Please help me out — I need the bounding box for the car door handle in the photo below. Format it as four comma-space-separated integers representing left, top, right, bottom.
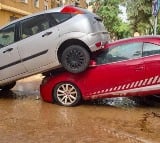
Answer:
42, 32, 52, 37
3, 48, 13, 53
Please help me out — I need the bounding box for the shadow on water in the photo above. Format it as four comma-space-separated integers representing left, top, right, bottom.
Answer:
83, 97, 160, 108
0, 90, 17, 99
0, 90, 40, 100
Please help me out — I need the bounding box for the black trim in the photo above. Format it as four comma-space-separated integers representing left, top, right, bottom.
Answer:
0, 50, 48, 70
0, 60, 21, 70
22, 50, 48, 62
15, 22, 20, 42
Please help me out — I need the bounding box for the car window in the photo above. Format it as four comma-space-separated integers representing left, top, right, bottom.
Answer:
0, 24, 15, 48
49, 13, 72, 23
20, 14, 51, 39
143, 43, 160, 56
96, 42, 143, 65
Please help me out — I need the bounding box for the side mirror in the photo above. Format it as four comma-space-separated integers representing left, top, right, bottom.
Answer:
89, 60, 97, 67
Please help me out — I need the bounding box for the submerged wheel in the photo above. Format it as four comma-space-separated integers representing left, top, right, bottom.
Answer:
0, 82, 16, 91
53, 82, 81, 106
61, 45, 90, 73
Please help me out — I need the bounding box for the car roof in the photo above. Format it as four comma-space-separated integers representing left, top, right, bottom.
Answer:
0, 5, 65, 29
105, 36, 160, 48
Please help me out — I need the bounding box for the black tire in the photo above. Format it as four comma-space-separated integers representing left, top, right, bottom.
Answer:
0, 82, 16, 91
61, 45, 90, 73
53, 82, 81, 107
129, 96, 155, 106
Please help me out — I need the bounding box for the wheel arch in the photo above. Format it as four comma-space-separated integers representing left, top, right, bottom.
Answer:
57, 39, 91, 63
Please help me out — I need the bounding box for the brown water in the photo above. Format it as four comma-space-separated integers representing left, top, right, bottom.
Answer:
0, 75, 160, 143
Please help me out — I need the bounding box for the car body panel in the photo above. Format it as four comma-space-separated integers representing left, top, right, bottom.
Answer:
17, 26, 59, 72
0, 42, 26, 83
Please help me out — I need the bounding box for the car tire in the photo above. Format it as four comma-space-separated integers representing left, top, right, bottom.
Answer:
0, 82, 16, 91
53, 82, 81, 107
61, 45, 90, 73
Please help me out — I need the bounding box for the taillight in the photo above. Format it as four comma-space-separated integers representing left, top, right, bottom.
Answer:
95, 42, 103, 48
61, 6, 84, 14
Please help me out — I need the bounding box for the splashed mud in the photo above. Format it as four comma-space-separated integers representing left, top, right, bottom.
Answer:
0, 75, 160, 143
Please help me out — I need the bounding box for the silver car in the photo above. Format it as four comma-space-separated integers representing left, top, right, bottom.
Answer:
0, 5, 108, 90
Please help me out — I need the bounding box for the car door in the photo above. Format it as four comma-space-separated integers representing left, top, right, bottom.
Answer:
83, 42, 145, 97
17, 13, 59, 72
0, 24, 26, 82
142, 42, 160, 88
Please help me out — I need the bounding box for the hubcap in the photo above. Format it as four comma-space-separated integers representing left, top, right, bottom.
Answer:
66, 49, 85, 69
56, 83, 78, 105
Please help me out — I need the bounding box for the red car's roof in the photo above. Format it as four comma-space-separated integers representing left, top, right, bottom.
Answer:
105, 36, 160, 49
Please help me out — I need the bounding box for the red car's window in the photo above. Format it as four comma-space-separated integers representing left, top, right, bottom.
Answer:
96, 42, 143, 65
143, 43, 160, 56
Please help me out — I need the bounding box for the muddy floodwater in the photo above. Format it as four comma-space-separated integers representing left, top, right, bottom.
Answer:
0, 75, 160, 143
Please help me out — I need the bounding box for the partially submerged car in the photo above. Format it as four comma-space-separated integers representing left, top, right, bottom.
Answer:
40, 36, 160, 106
0, 5, 108, 90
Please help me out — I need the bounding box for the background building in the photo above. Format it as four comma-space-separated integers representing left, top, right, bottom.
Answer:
51, 0, 87, 8
0, 0, 87, 26
0, 0, 51, 26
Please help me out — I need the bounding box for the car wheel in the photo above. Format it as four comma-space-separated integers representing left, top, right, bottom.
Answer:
0, 82, 16, 91
53, 82, 81, 106
61, 45, 90, 73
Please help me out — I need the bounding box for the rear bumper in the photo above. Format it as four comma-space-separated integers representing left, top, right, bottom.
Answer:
87, 31, 110, 51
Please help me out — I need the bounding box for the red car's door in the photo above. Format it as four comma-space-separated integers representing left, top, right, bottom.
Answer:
142, 43, 160, 93
83, 42, 145, 98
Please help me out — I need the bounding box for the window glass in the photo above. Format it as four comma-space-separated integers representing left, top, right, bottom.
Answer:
34, 0, 39, 8
143, 43, 160, 56
20, 14, 50, 39
96, 43, 142, 65
50, 13, 72, 23
0, 24, 15, 48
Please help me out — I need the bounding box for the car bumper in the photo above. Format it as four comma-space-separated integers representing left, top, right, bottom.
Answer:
86, 31, 110, 51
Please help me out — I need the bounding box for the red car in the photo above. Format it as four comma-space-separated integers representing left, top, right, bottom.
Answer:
40, 36, 160, 106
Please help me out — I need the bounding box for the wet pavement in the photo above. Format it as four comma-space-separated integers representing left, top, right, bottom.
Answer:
0, 75, 160, 143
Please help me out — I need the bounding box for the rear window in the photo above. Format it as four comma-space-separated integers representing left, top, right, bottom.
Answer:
143, 43, 160, 56
49, 13, 72, 23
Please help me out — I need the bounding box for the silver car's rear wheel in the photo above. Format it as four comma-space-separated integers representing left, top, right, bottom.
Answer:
53, 82, 81, 106
61, 45, 90, 73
